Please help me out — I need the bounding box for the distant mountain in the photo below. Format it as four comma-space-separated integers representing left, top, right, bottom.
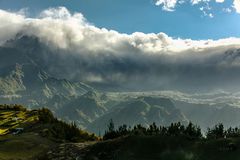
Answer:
3, 35, 240, 135
174, 100, 240, 129
56, 91, 107, 128
0, 36, 94, 108
0, 64, 25, 95
88, 96, 188, 133
0, 36, 111, 132
0, 63, 93, 106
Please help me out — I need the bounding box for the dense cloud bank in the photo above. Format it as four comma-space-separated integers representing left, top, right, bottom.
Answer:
1, 7, 240, 92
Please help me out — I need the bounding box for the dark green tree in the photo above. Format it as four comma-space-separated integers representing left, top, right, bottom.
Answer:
184, 122, 202, 139
225, 127, 240, 138
103, 119, 118, 140
206, 123, 225, 139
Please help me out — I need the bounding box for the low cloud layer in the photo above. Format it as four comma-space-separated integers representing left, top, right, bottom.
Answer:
1, 7, 240, 92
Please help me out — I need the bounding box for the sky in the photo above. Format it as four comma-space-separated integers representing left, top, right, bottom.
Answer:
0, 0, 240, 40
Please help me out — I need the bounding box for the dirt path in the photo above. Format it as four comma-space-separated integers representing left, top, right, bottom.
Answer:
46, 141, 96, 160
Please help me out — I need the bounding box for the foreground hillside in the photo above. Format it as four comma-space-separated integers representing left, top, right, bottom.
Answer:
46, 121, 240, 160
82, 135, 240, 160
0, 105, 97, 160
2, 104, 240, 160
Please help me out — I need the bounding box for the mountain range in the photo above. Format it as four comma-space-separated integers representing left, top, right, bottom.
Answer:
2, 35, 240, 134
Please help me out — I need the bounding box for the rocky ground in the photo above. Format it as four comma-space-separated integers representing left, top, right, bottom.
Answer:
46, 142, 97, 160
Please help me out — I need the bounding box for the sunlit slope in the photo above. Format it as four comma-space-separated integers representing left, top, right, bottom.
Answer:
0, 105, 37, 135
0, 104, 98, 160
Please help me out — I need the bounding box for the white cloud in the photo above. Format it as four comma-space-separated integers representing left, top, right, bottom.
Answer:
209, 13, 214, 18
1, 7, 240, 90
233, 0, 240, 13
155, 0, 178, 11
179, 0, 211, 5
199, 2, 213, 18
155, 0, 240, 15
191, 0, 203, 5
155, 0, 214, 16
215, 0, 224, 3
223, 8, 232, 13
0, 10, 25, 43
0, 7, 239, 54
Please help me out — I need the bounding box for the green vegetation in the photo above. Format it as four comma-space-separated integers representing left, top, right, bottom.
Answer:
81, 121, 240, 160
103, 120, 240, 141
0, 104, 98, 141
206, 123, 240, 139
0, 104, 98, 160
0, 132, 55, 160
85, 134, 240, 160
0, 104, 36, 135
103, 120, 202, 140
37, 108, 98, 142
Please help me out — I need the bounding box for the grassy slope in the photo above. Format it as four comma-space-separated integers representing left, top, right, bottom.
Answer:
0, 132, 55, 160
0, 105, 97, 160
0, 107, 55, 160
0, 109, 37, 135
